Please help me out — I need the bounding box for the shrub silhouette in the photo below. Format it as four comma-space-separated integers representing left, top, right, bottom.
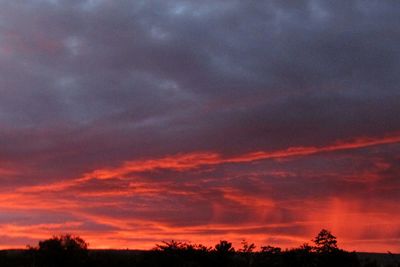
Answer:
214, 240, 235, 254
260, 245, 282, 254
154, 240, 186, 252
33, 234, 88, 267
239, 240, 256, 253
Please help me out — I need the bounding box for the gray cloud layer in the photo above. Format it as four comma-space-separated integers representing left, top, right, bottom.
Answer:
1, 1, 399, 170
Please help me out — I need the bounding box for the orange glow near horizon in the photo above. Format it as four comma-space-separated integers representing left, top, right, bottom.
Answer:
0, 133, 399, 252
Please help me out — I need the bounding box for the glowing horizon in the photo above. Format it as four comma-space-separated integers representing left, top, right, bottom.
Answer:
1, 133, 399, 252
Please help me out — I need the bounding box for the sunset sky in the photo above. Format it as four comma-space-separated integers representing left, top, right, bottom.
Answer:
0, 1, 399, 252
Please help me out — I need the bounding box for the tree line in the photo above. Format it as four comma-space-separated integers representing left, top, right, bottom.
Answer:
0, 229, 398, 267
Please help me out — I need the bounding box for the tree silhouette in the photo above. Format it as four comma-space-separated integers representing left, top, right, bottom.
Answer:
14, 231, 369, 267
313, 229, 338, 253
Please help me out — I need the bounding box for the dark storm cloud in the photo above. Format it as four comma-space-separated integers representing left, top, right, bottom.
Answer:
1, 0, 400, 179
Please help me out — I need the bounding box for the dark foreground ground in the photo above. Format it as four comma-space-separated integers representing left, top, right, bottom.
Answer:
357, 253, 400, 267
0, 249, 399, 267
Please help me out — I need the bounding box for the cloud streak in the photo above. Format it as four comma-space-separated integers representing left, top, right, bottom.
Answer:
84, 133, 400, 179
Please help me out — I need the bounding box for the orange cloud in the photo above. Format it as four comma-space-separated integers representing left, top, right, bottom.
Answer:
2, 133, 399, 252
15, 132, 400, 196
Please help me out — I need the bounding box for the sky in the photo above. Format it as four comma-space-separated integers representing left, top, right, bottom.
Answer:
0, 0, 399, 252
